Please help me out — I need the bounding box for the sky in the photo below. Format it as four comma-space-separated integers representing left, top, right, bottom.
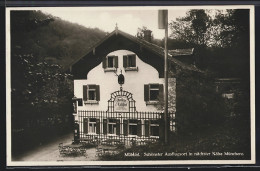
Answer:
41, 7, 189, 39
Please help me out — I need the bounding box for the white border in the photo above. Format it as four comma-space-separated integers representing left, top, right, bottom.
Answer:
6, 5, 255, 166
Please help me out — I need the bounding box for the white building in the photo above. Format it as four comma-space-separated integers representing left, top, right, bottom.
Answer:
68, 28, 198, 145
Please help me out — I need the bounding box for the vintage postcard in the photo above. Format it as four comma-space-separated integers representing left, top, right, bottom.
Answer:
6, 5, 255, 166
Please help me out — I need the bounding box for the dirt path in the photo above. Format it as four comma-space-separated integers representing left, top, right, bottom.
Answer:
15, 133, 99, 161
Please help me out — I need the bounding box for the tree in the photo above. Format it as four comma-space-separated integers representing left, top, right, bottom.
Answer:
11, 10, 74, 131
214, 9, 249, 48
136, 26, 154, 40
169, 10, 213, 69
169, 9, 212, 47
167, 9, 250, 136
173, 69, 228, 136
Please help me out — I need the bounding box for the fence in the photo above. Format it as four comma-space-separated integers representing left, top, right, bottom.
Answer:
77, 110, 175, 146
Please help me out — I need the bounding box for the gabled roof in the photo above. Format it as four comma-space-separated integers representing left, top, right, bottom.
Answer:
66, 29, 201, 73
115, 30, 200, 72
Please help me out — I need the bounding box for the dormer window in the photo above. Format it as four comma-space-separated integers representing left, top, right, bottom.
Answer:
123, 54, 138, 71
107, 56, 114, 68
103, 55, 118, 72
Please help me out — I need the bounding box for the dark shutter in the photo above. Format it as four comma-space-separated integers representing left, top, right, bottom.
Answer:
137, 120, 142, 137
103, 119, 107, 135
145, 120, 150, 137
96, 85, 100, 101
114, 56, 118, 68
83, 118, 88, 133
116, 119, 120, 135
96, 119, 100, 134
102, 57, 107, 68
83, 85, 88, 101
159, 84, 164, 99
123, 120, 128, 136
123, 55, 127, 68
144, 84, 149, 101
159, 117, 165, 142
78, 99, 83, 106
132, 55, 136, 67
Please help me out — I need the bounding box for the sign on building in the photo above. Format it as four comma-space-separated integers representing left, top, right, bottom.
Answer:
114, 96, 129, 112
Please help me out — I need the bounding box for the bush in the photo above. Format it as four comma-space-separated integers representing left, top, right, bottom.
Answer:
174, 69, 228, 136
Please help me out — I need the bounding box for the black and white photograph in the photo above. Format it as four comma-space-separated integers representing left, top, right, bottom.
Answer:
6, 6, 255, 166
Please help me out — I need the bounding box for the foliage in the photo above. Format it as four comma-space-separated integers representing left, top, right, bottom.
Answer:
214, 9, 250, 48
11, 53, 74, 128
164, 9, 250, 150
99, 113, 250, 161
173, 69, 228, 136
10, 10, 106, 156
11, 10, 107, 68
169, 9, 212, 46
136, 26, 153, 39
11, 10, 107, 128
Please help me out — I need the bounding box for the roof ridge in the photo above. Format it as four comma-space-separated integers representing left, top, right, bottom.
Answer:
64, 29, 202, 73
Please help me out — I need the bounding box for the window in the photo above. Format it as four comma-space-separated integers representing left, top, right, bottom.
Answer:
123, 54, 138, 71
102, 56, 118, 70
123, 119, 141, 136
89, 118, 97, 133
88, 89, 96, 100
84, 118, 100, 134
108, 119, 117, 134
127, 55, 136, 67
83, 85, 100, 103
144, 84, 163, 103
129, 119, 138, 135
104, 119, 120, 135
107, 56, 115, 68
150, 120, 159, 136
149, 84, 160, 101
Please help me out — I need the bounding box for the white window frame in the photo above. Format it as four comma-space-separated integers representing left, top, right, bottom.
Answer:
104, 56, 117, 72
108, 119, 117, 135
124, 54, 138, 71
89, 119, 97, 134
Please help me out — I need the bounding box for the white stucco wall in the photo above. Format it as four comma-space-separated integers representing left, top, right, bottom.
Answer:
74, 49, 175, 113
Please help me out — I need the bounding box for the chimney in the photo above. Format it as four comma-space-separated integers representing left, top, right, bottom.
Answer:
143, 30, 152, 42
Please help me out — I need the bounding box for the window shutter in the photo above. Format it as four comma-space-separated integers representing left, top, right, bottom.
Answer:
83, 85, 88, 101
96, 85, 100, 101
145, 120, 150, 137
132, 55, 136, 67
102, 57, 107, 68
103, 119, 107, 135
114, 56, 118, 68
144, 84, 149, 101
83, 118, 88, 133
123, 55, 127, 68
137, 120, 142, 137
116, 119, 120, 135
78, 99, 83, 106
159, 118, 165, 141
159, 84, 164, 99
96, 119, 100, 134
123, 120, 128, 136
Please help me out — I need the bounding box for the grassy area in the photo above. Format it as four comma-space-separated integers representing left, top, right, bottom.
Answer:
100, 115, 251, 161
